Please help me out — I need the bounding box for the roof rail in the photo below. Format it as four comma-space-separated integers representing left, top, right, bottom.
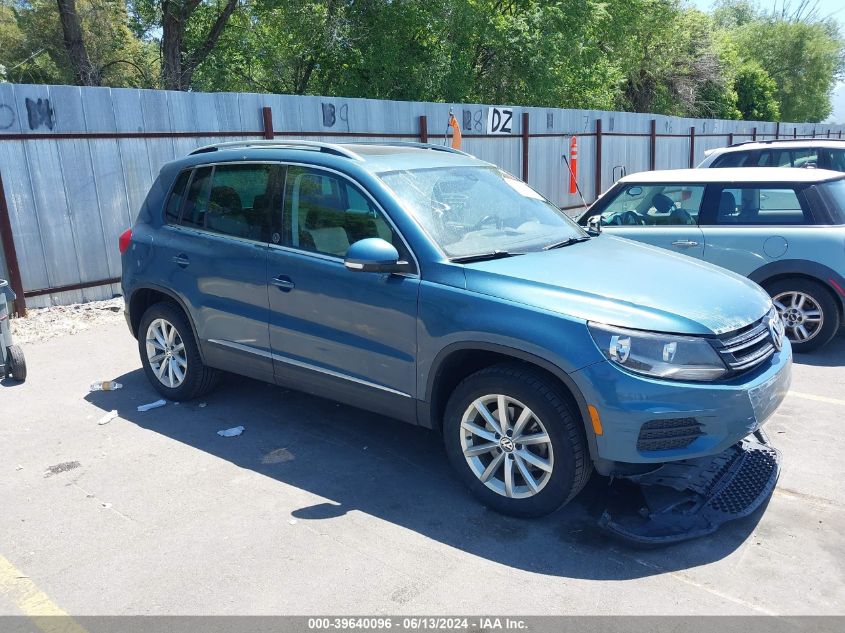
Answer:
353, 141, 472, 157
189, 139, 364, 161
727, 137, 845, 148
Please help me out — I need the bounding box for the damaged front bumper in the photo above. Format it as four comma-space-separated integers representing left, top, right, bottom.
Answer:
599, 429, 780, 545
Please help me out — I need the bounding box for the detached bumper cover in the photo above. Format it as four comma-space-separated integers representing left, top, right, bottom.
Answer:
599, 430, 780, 545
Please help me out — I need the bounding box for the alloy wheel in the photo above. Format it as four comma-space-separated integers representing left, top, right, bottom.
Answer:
145, 318, 188, 388
459, 394, 555, 499
772, 291, 824, 344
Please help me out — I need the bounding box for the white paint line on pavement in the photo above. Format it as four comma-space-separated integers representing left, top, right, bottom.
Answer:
788, 391, 845, 406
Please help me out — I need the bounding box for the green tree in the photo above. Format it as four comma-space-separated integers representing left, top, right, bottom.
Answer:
734, 61, 780, 120
1, 0, 155, 86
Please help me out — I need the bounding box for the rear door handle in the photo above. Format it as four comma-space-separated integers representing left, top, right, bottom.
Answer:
672, 240, 699, 248
271, 275, 295, 291
172, 253, 190, 267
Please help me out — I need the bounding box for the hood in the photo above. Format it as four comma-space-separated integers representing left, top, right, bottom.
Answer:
462, 235, 772, 335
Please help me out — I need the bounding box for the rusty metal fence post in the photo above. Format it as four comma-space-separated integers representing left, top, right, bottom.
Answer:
689, 126, 696, 168
419, 115, 428, 143
0, 170, 26, 315
262, 107, 274, 139
521, 112, 529, 182
649, 120, 657, 171
594, 119, 603, 200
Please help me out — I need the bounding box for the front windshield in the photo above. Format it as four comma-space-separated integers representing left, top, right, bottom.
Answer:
378, 166, 586, 258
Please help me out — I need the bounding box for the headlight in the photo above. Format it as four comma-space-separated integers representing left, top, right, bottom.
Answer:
588, 323, 728, 381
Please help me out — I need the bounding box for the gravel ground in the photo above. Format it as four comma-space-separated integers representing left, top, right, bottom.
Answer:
9, 298, 125, 345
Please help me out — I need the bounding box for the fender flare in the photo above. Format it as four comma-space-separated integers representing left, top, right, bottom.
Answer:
424, 341, 599, 461
749, 259, 845, 313
127, 283, 207, 364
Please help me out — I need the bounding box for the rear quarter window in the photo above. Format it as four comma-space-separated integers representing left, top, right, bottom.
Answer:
164, 171, 191, 224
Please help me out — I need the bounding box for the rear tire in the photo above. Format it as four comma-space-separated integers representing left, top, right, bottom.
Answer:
7, 345, 26, 381
442, 363, 592, 517
138, 302, 218, 401
765, 278, 840, 353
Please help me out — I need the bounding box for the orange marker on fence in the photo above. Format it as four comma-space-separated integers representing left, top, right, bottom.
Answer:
569, 136, 578, 194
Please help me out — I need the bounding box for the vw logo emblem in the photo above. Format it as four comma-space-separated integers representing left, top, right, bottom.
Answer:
499, 436, 516, 453
769, 315, 785, 352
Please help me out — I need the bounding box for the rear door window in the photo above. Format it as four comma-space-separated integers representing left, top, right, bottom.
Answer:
204, 164, 277, 241
706, 186, 810, 225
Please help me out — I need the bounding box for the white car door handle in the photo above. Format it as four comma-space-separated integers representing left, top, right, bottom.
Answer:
672, 240, 699, 248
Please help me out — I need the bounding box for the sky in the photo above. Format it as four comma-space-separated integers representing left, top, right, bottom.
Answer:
691, 1, 845, 122
690, 0, 845, 21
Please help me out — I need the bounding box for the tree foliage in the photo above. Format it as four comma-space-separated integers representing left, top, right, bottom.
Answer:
1, 0, 843, 122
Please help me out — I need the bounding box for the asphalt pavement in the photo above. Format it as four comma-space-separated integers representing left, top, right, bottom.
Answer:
1, 323, 843, 615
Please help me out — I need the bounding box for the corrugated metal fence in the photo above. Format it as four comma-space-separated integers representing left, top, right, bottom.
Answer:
1, 82, 844, 311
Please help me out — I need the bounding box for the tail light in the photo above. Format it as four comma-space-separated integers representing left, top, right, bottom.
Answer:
119, 228, 132, 254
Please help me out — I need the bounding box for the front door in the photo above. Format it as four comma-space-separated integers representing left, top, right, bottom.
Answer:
266, 165, 420, 422
595, 183, 707, 258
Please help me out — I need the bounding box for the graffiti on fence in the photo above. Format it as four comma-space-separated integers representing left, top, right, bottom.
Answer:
321, 102, 350, 131
25, 98, 54, 131
462, 108, 483, 133
0, 104, 14, 130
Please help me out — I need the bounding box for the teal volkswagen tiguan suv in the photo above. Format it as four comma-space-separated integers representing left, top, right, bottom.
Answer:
120, 141, 791, 543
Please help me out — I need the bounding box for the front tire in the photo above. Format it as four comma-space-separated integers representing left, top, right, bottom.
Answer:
138, 302, 218, 401
443, 363, 592, 517
766, 278, 840, 353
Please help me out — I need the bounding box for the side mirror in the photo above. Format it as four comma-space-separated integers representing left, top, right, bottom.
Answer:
345, 238, 405, 273
587, 214, 603, 235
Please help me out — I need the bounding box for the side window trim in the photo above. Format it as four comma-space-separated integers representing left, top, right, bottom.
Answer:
276, 162, 419, 275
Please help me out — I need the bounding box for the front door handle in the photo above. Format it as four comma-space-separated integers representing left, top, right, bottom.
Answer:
271, 275, 295, 291
672, 240, 699, 248
172, 253, 190, 267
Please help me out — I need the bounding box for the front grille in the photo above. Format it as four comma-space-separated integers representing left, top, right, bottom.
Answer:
713, 317, 776, 374
637, 417, 704, 451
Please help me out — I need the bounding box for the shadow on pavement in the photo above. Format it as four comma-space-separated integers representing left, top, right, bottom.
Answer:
791, 330, 845, 368
86, 367, 767, 581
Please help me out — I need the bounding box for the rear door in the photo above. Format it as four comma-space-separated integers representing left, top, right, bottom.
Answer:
159, 162, 282, 382
697, 183, 812, 276
591, 183, 706, 258
265, 164, 420, 421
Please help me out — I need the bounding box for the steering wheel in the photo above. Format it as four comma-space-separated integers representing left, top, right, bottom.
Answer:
472, 214, 504, 231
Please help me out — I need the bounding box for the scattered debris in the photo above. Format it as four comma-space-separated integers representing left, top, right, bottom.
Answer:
101, 502, 112, 509
15, 465, 23, 471
288, 519, 297, 525
90, 381, 123, 392
44, 461, 81, 478
97, 410, 119, 425
198, 402, 207, 408
217, 426, 244, 437
10, 297, 125, 344
137, 399, 167, 412
262, 448, 295, 464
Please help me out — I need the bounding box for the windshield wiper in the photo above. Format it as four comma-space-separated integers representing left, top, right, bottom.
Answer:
450, 250, 524, 263
542, 236, 591, 251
